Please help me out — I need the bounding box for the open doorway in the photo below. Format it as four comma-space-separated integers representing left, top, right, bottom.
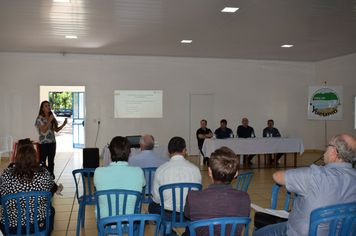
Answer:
40, 86, 85, 152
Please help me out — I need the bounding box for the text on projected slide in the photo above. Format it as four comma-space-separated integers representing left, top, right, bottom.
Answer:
114, 90, 163, 118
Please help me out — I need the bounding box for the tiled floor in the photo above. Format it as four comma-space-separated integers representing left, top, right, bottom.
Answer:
0, 150, 327, 236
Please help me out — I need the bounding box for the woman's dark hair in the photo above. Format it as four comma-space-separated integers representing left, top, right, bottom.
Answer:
109, 136, 131, 162
38, 100, 58, 130
13, 145, 43, 182
17, 139, 33, 150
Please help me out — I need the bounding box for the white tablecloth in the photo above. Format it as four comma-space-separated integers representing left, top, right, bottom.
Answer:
101, 146, 170, 167
202, 137, 304, 157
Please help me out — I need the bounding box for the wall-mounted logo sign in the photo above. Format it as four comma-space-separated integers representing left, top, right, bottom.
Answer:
308, 86, 343, 120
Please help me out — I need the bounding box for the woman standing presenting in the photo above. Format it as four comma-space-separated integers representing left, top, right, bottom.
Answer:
35, 101, 67, 177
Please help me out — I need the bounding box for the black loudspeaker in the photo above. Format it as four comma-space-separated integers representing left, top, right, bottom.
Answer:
83, 148, 99, 169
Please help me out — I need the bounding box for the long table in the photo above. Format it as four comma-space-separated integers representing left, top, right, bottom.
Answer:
101, 146, 170, 167
202, 137, 304, 168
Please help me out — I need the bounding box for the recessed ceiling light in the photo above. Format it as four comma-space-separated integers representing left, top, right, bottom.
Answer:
281, 45, 293, 48
221, 7, 239, 13
181, 40, 192, 44
65, 35, 78, 39
54, 0, 70, 2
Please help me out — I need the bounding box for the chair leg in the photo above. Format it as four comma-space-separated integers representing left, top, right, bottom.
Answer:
81, 204, 86, 228
77, 203, 83, 236
160, 223, 166, 236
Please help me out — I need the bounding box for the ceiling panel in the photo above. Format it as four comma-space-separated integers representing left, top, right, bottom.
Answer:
0, 0, 356, 61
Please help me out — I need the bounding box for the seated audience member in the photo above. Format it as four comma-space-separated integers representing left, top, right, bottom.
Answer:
13, 139, 64, 193
128, 134, 166, 168
196, 119, 213, 165
185, 146, 251, 236
0, 145, 61, 235
237, 118, 255, 164
253, 134, 356, 236
94, 136, 145, 218
129, 134, 166, 194
262, 119, 285, 164
149, 136, 202, 236
214, 119, 233, 139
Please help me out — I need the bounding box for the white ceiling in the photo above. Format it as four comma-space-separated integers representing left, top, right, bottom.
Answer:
1, 0, 356, 61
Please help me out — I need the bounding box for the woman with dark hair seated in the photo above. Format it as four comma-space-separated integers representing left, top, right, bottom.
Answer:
12, 138, 64, 194
0, 145, 60, 235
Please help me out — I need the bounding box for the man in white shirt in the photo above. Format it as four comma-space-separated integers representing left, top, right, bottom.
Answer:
148, 136, 202, 235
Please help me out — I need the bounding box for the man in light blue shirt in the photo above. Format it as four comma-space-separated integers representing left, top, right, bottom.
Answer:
129, 134, 167, 194
128, 134, 167, 168
253, 134, 356, 236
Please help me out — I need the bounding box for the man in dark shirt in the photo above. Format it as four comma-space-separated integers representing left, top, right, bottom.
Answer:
237, 118, 255, 164
184, 147, 250, 236
263, 119, 284, 163
214, 119, 233, 139
196, 119, 213, 165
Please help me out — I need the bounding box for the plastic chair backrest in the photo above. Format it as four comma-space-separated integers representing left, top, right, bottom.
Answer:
189, 217, 252, 236
94, 189, 142, 219
1, 191, 52, 236
72, 168, 96, 205
270, 184, 297, 212
98, 214, 161, 236
94, 189, 142, 235
141, 167, 157, 203
235, 172, 254, 192
159, 183, 203, 228
0, 134, 13, 157
309, 202, 356, 236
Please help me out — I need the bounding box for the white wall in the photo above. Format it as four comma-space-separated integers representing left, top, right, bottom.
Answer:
0, 52, 315, 152
314, 53, 356, 149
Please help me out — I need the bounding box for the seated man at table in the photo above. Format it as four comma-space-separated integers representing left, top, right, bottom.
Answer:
184, 146, 251, 236
263, 119, 285, 164
94, 136, 146, 218
237, 118, 255, 164
214, 119, 233, 139
149, 136, 202, 236
196, 119, 213, 165
253, 133, 356, 236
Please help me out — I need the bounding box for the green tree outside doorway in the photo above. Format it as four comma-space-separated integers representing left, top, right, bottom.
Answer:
49, 92, 73, 111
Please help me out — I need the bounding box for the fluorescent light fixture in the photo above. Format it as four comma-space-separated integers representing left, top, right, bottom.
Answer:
281, 45, 293, 48
181, 40, 192, 44
65, 35, 78, 39
54, 0, 70, 2
221, 7, 239, 13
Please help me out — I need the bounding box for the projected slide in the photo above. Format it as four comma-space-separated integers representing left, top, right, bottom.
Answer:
115, 90, 163, 118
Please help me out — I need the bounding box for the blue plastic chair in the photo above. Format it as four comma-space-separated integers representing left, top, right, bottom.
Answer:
1, 191, 52, 236
94, 189, 142, 235
309, 202, 356, 236
141, 167, 157, 203
254, 184, 297, 231
270, 183, 297, 211
234, 171, 254, 192
72, 168, 96, 236
159, 183, 203, 236
98, 213, 161, 236
189, 217, 252, 236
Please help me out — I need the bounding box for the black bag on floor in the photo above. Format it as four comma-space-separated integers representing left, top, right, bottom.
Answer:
254, 212, 288, 229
